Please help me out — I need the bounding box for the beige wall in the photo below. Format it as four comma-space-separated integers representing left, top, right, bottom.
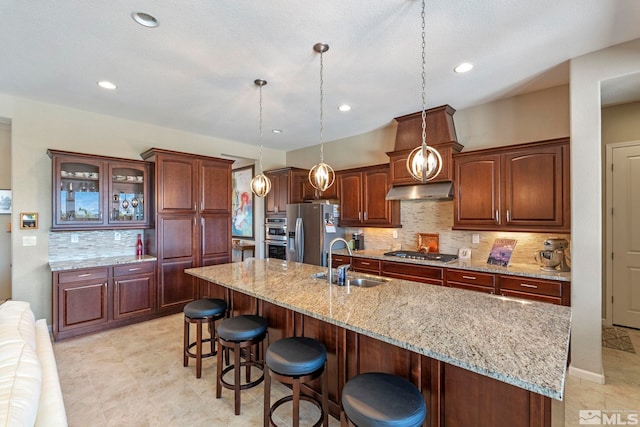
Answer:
1, 94, 286, 321
0, 122, 11, 300
570, 37, 640, 383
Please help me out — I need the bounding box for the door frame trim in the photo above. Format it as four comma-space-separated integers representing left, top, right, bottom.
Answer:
604, 139, 640, 326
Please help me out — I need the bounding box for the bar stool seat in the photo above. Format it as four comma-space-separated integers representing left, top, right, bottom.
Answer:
216, 314, 268, 415
264, 336, 328, 427
341, 372, 426, 427
183, 298, 227, 378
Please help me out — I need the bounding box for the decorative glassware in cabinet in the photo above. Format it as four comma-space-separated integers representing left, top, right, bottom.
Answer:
59, 162, 102, 223
110, 167, 145, 223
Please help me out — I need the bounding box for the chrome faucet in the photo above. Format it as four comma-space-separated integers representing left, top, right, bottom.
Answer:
327, 237, 353, 284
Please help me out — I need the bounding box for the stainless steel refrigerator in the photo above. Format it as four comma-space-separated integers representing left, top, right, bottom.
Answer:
286, 203, 345, 266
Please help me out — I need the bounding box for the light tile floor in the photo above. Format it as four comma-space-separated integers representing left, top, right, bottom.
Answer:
53, 315, 640, 427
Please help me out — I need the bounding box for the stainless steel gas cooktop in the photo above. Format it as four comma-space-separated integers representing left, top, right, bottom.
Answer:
383, 250, 459, 263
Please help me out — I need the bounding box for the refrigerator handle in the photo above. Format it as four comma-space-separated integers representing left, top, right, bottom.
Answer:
295, 217, 304, 262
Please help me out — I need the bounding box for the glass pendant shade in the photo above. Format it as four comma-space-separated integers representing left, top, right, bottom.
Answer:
406, 142, 443, 183
308, 162, 335, 192
251, 173, 271, 198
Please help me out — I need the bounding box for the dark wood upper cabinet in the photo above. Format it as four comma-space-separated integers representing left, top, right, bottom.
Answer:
48, 149, 151, 230
336, 164, 400, 228
453, 138, 570, 232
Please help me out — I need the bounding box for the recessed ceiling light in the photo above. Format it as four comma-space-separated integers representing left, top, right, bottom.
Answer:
272, 129, 283, 134
454, 62, 473, 73
131, 12, 159, 28
97, 81, 117, 90
338, 104, 351, 112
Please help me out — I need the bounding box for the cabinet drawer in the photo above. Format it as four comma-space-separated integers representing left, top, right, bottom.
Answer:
57, 267, 109, 284
446, 269, 495, 287
331, 255, 352, 268
352, 257, 381, 273
381, 261, 443, 285
113, 262, 156, 277
499, 276, 561, 297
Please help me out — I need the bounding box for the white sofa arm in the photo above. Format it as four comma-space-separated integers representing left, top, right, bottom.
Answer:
34, 320, 67, 427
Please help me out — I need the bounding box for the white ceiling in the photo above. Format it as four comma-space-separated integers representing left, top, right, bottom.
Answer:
1, 1, 640, 151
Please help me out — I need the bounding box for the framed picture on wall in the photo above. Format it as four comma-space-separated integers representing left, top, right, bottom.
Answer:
231, 166, 254, 239
0, 190, 11, 214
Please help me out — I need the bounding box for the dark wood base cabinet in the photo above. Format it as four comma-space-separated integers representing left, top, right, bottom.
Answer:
216, 285, 553, 427
53, 262, 156, 340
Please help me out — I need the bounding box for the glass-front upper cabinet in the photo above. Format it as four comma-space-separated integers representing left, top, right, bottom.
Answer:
107, 162, 149, 226
48, 150, 151, 230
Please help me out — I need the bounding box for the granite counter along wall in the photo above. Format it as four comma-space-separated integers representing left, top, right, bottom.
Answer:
48, 229, 146, 262
344, 200, 571, 266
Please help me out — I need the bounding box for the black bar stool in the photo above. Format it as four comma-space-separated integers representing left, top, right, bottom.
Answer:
264, 336, 328, 427
183, 298, 227, 378
341, 372, 426, 427
216, 314, 268, 415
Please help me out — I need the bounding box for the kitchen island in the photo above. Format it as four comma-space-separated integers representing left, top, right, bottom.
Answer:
186, 259, 571, 426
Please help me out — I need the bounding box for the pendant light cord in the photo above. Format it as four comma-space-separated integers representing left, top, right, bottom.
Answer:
319, 48, 325, 163
421, 0, 427, 147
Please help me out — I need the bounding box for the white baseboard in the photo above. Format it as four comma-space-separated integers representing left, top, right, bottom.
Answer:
568, 364, 605, 384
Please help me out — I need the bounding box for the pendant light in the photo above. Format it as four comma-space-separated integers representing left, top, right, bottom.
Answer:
406, 0, 443, 183
250, 79, 272, 198
308, 43, 335, 192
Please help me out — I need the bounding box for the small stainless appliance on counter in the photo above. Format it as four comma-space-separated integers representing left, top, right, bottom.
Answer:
264, 217, 287, 260
286, 203, 345, 266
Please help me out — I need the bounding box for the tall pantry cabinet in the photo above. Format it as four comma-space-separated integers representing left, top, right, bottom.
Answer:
141, 148, 233, 313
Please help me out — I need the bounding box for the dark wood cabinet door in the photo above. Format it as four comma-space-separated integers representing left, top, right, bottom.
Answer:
157, 155, 197, 213
113, 273, 155, 320
200, 214, 231, 265
362, 166, 392, 225
200, 159, 231, 214
337, 171, 362, 225
57, 280, 109, 332
503, 145, 564, 228
454, 153, 501, 227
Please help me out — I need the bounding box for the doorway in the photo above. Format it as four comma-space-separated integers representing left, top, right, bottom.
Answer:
606, 140, 640, 329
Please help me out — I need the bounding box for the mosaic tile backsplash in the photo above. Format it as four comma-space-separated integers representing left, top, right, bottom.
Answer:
344, 200, 570, 266
48, 229, 146, 262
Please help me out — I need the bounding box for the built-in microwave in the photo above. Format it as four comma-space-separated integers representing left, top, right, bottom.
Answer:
265, 217, 287, 241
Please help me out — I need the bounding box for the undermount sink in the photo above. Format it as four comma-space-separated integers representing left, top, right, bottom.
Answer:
310, 272, 390, 288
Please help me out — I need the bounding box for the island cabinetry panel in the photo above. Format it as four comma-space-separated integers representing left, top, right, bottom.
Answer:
141, 148, 233, 313
445, 269, 496, 294
381, 260, 443, 286
336, 164, 400, 228
48, 150, 151, 230
499, 275, 569, 306
264, 167, 309, 216
453, 138, 570, 232
53, 262, 157, 340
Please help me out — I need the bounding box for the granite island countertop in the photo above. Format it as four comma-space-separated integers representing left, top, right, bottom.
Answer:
334, 248, 571, 282
49, 254, 157, 272
186, 259, 571, 400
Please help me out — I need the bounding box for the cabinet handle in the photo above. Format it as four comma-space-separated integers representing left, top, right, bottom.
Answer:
520, 283, 538, 289
495, 209, 500, 224
462, 275, 476, 280
77, 273, 93, 278
128, 267, 141, 272
506, 209, 511, 222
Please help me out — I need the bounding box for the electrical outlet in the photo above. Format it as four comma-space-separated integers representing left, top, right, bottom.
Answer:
23, 236, 37, 246
114, 232, 121, 241
472, 233, 480, 244
392, 230, 398, 239
71, 234, 79, 243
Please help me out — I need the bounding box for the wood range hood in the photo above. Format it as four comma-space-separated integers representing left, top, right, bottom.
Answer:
385, 104, 464, 200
